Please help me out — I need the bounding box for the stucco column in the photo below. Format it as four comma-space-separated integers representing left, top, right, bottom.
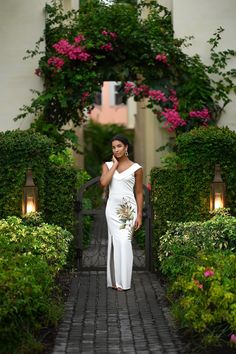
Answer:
134, 100, 172, 183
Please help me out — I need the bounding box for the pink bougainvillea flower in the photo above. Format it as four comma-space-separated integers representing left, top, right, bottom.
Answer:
102, 30, 117, 39
47, 56, 65, 69
74, 34, 85, 43
124, 82, 135, 95
53, 39, 74, 55
68, 46, 91, 61
155, 53, 168, 64
109, 32, 117, 40
162, 108, 187, 132
82, 91, 90, 102
168, 89, 179, 110
34, 68, 42, 77
204, 268, 215, 277
230, 334, 236, 343
149, 89, 168, 103
52, 38, 90, 61
100, 43, 113, 51
189, 107, 211, 120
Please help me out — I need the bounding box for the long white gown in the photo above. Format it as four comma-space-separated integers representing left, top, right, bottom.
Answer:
105, 161, 142, 290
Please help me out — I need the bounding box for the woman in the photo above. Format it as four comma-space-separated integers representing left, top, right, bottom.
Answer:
100, 134, 143, 291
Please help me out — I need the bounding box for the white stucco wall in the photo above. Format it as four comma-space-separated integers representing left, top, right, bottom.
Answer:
172, 0, 236, 131
0, 0, 46, 131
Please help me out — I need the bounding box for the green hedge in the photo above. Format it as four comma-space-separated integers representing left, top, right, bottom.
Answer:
150, 126, 236, 268
44, 165, 77, 233
0, 130, 77, 233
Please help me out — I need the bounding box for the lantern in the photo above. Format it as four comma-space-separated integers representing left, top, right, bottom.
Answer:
210, 164, 226, 211
22, 169, 38, 215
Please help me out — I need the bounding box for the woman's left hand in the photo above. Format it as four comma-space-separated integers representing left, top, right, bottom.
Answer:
134, 215, 142, 231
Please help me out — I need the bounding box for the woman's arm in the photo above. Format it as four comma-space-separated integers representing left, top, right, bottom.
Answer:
134, 168, 143, 230
100, 157, 118, 188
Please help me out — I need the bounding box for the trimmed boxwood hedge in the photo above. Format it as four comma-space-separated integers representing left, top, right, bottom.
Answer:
150, 126, 236, 268
0, 129, 77, 233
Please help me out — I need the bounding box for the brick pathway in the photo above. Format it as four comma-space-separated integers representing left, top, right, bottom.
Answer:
52, 271, 183, 354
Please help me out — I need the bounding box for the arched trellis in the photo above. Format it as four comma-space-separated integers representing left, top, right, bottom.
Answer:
75, 176, 153, 271
16, 0, 235, 137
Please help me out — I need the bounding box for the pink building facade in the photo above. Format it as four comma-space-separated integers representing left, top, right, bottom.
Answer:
89, 81, 128, 125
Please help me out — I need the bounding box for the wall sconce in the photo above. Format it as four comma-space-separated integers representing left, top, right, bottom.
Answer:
22, 169, 38, 215
210, 164, 226, 211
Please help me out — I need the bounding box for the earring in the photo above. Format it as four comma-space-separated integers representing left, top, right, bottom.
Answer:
125, 150, 128, 157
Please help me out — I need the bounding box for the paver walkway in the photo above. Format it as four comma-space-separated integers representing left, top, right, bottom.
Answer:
52, 271, 183, 354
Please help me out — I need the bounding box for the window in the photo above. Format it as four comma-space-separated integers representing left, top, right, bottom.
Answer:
94, 90, 102, 105
115, 84, 124, 105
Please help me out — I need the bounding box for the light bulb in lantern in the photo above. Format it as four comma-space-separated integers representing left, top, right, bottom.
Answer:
214, 192, 223, 209
26, 196, 36, 213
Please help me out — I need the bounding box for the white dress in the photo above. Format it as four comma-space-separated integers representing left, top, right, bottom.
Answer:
105, 161, 142, 290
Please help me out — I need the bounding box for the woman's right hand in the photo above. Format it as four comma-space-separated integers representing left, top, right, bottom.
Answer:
112, 155, 119, 166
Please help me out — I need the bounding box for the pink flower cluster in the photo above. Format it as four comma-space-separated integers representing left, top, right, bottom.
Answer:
102, 30, 117, 40
149, 89, 167, 103
189, 108, 211, 125
100, 43, 113, 52
204, 268, 215, 277
82, 91, 90, 103
124, 82, 136, 95
193, 278, 203, 290
168, 89, 179, 110
74, 34, 85, 43
155, 53, 168, 64
162, 108, 187, 132
230, 334, 236, 344
100, 30, 117, 52
47, 56, 65, 70
124, 82, 149, 98
133, 84, 150, 97
52, 38, 90, 61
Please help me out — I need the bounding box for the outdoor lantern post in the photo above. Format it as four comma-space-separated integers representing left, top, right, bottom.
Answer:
210, 164, 226, 211
22, 169, 38, 215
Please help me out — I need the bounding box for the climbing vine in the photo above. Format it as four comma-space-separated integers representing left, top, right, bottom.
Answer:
16, 0, 236, 136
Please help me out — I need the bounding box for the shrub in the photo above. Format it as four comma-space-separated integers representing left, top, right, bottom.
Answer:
159, 211, 236, 279
0, 216, 73, 353
150, 126, 236, 268
170, 252, 236, 348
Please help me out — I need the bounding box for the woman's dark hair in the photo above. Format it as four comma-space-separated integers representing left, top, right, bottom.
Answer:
111, 134, 130, 150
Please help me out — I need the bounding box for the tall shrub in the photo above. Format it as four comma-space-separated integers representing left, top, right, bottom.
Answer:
0, 130, 77, 232
150, 126, 236, 268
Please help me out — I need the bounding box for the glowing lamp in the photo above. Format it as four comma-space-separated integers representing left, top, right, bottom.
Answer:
22, 169, 38, 215
210, 164, 226, 211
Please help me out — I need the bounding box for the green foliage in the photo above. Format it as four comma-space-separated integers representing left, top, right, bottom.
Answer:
84, 120, 134, 177
44, 165, 77, 234
150, 126, 236, 268
159, 212, 236, 279
156, 210, 236, 348
0, 130, 77, 234
16, 1, 236, 133
0, 130, 52, 218
0, 216, 73, 353
170, 252, 236, 348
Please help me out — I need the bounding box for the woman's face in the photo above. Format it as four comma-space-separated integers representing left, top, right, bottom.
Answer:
112, 140, 127, 159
